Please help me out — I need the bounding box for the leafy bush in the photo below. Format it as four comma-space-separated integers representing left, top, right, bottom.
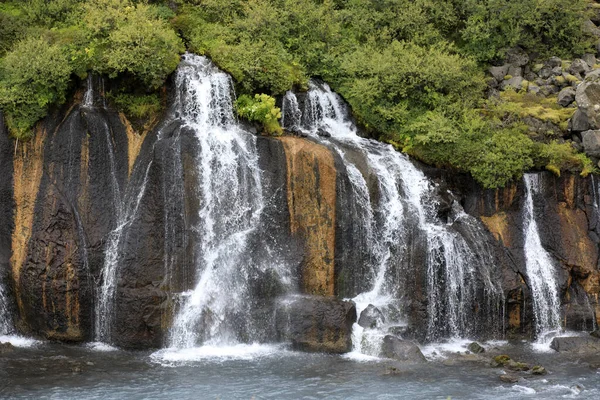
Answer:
0, 37, 73, 138
461, 0, 594, 62
84, 0, 184, 88
235, 94, 282, 136
110, 92, 161, 120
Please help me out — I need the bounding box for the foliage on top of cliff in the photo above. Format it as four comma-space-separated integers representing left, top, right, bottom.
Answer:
0, 0, 183, 139
0, 0, 596, 186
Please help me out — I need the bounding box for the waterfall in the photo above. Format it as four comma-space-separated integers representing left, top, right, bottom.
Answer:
282, 82, 504, 353
91, 97, 152, 344
166, 54, 277, 349
0, 281, 11, 335
83, 74, 94, 108
94, 161, 152, 343
522, 174, 561, 338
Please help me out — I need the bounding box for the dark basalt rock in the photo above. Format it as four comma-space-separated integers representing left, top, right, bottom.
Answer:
276, 295, 356, 354
467, 342, 485, 354
0, 342, 14, 354
358, 304, 385, 329
499, 374, 520, 383
380, 335, 426, 363
550, 336, 600, 353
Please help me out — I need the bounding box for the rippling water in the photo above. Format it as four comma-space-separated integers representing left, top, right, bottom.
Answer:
1, 340, 599, 400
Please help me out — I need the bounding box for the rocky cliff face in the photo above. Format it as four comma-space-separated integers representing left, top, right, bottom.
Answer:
1, 81, 599, 351
430, 169, 600, 335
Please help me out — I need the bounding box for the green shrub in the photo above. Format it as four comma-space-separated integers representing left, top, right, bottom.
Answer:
235, 94, 282, 136
110, 92, 161, 120
84, 1, 185, 88
461, 0, 593, 62
0, 37, 73, 138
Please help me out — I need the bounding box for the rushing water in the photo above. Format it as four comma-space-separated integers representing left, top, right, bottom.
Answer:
0, 280, 11, 335
281, 82, 504, 355
89, 79, 154, 344
162, 54, 294, 353
522, 174, 562, 339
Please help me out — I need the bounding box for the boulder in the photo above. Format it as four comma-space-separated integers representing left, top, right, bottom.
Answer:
358, 304, 385, 329
532, 365, 548, 375
581, 130, 600, 157
501, 76, 524, 91
277, 296, 356, 353
552, 66, 564, 76
550, 336, 600, 353
467, 342, 485, 354
584, 19, 600, 38
499, 374, 520, 383
583, 53, 597, 68
540, 66, 553, 79
489, 64, 510, 82
557, 87, 577, 107
575, 70, 600, 129
316, 128, 331, 138
569, 59, 591, 76
570, 109, 592, 132
506, 48, 529, 67
507, 360, 530, 371
0, 342, 14, 354
507, 65, 522, 78
528, 84, 541, 95
547, 56, 562, 68
380, 335, 427, 363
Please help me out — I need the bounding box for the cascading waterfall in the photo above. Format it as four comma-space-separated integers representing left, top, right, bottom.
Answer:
523, 174, 561, 339
166, 54, 285, 350
90, 82, 154, 344
0, 281, 12, 335
281, 82, 503, 354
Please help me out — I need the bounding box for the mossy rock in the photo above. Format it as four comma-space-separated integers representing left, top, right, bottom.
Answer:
532, 63, 544, 73
507, 360, 530, 371
503, 75, 513, 80
532, 365, 547, 375
564, 74, 579, 84
492, 354, 511, 366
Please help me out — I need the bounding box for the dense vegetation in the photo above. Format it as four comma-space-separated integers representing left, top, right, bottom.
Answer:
0, 0, 597, 187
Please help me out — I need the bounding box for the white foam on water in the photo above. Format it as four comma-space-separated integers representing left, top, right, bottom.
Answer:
341, 351, 382, 362
511, 385, 536, 394
150, 343, 285, 365
86, 341, 119, 352
0, 334, 40, 348
420, 338, 474, 360
530, 330, 585, 353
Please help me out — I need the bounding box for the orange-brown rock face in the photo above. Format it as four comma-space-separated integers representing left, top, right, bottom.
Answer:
279, 137, 336, 296
11, 126, 47, 328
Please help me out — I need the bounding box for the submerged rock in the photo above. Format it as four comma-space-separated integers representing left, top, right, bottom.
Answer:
507, 360, 530, 371
358, 304, 385, 329
499, 374, 520, 383
380, 335, 426, 363
467, 342, 485, 354
532, 365, 547, 375
492, 354, 511, 367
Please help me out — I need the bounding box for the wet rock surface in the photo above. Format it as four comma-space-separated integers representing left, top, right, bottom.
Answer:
550, 336, 600, 353
380, 336, 426, 363
277, 296, 356, 353
358, 304, 385, 329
